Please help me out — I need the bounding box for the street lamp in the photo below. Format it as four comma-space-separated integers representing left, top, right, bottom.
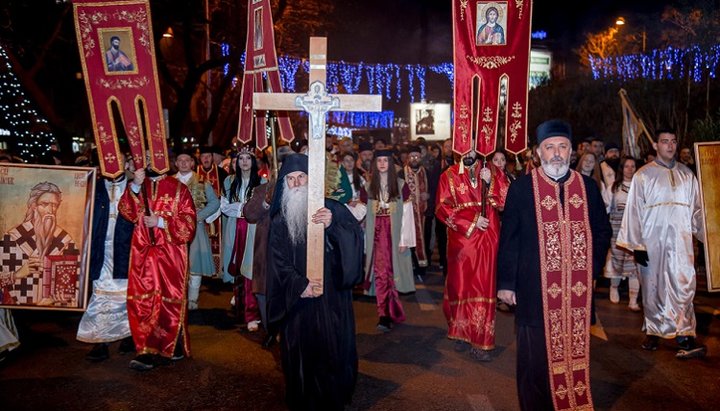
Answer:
616, 16, 646, 53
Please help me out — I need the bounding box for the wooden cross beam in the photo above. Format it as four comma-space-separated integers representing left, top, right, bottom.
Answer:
253, 37, 381, 295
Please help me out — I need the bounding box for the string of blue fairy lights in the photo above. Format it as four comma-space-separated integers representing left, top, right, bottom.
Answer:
589, 44, 720, 83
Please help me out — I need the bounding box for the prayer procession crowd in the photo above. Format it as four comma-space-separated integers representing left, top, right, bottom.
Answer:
0, 118, 707, 410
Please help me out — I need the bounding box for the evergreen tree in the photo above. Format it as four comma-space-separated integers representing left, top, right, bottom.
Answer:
0, 45, 55, 162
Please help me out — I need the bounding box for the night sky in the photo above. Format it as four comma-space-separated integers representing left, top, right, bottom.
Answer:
327, 0, 672, 64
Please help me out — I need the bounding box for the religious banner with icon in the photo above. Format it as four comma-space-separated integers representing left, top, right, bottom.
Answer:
237, 0, 295, 149
73, 0, 168, 178
0, 164, 96, 311
695, 141, 720, 292
452, 0, 533, 156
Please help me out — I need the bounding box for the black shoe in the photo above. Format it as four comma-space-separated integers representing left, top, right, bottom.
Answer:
676, 336, 694, 351
454, 340, 470, 352
676, 345, 707, 360
86, 343, 110, 362
641, 335, 659, 351
129, 354, 155, 371
376, 316, 392, 333
118, 337, 135, 355
171, 339, 185, 361
469, 347, 492, 362
155, 355, 173, 366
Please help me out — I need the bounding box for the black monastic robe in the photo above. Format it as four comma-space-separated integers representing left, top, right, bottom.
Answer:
266, 199, 364, 411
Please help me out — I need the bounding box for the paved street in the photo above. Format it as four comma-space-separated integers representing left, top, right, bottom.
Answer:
2, 265, 719, 410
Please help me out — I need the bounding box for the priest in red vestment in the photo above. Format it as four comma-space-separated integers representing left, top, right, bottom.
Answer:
435, 150, 509, 362
119, 166, 196, 371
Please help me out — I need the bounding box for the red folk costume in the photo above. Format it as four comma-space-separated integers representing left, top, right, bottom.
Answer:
403, 164, 429, 267
435, 162, 509, 349
118, 176, 196, 358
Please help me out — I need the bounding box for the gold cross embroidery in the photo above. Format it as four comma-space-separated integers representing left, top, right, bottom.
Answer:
568, 194, 584, 208
158, 193, 173, 208
547, 282, 562, 299
572, 281, 588, 297
457, 183, 468, 195
541, 195, 557, 211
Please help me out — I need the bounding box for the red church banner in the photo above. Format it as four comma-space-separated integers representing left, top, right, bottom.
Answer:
73, 0, 168, 178
452, 1, 533, 156
237, 0, 295, 149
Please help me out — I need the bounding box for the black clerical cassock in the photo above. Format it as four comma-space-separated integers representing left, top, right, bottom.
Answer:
266, 154, 364, 411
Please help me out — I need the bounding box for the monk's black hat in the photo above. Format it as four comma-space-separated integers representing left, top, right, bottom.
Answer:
358, 141, 373, 153
536, 119, 572, 144
199, 145, 223, 155
407, 145, 422, 154
270, 154, 308, 216
374, 149, 394, 158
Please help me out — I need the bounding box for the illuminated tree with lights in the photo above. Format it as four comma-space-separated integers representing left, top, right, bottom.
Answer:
0, 45, 55, 162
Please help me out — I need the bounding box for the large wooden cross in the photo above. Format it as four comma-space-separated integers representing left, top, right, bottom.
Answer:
253, 37, 381, 295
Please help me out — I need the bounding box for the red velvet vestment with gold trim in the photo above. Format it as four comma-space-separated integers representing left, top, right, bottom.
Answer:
118, 176, 196, 358
532, 168, 594, 410
435, 162, 508, 349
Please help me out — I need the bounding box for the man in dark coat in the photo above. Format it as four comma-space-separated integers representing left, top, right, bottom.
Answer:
266, 154, 364, 411
497, 120, 611, 411
77, 155, 135, 361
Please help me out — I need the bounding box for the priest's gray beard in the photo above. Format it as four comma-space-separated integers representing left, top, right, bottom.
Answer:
282, 184, 308, 246
541, 155, 570, 180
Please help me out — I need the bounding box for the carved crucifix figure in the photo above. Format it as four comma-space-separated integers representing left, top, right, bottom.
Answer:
253, 37, 381, 295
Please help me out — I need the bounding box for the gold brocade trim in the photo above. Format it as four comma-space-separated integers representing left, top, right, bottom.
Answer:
444, 214, 458, 231
161, 296, 184, 304
173, 182, 193, 243
570, 221, 589, 271
127, 290, 161, 300
98, 76, 150, 90
459, 0, 468, 21
532, 168, 594, 411
543, 221, 561, 271
448, 173, 457, 204
466, 55, 516, 69
446, 296, 497, 305
669, 168, 676, 189
514, 0, 526, 19
453, 201, 484, 210
646, 201, 690, 209
118, 191, 138, 223
466, 212, 480, 238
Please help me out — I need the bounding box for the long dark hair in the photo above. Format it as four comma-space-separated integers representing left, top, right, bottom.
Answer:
368, 155, 399, 201
228, 153, 260, 202
341, 151, 363, 192
612, 156, 637, 193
